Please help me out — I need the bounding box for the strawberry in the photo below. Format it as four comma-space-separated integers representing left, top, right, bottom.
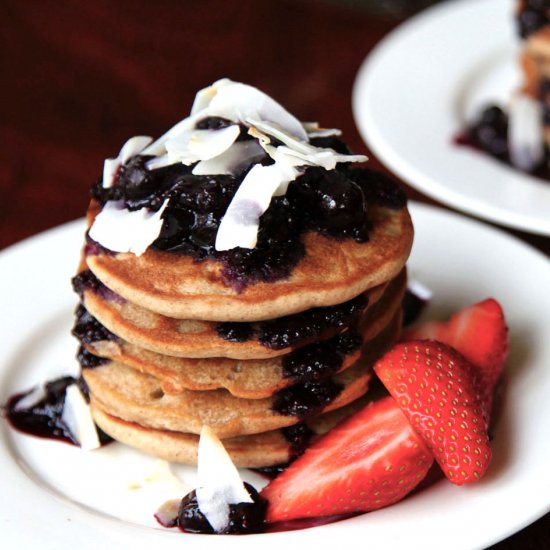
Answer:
374, 341, 491, 485
401, 298, 509, 406
261, 396, 433, 523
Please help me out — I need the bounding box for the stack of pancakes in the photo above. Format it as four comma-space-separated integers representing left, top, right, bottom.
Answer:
74, 202, 413, 468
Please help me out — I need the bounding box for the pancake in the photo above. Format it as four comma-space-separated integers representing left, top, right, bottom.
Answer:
83, 358, 373, 438
80, 270, 404, 359
80, 277, 391, 359
86, 203, 413, 322
91, 396, 373, 468
86, 308, 402, 399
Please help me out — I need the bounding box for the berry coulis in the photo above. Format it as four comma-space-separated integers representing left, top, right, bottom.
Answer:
3, 376, 112, 446
216, 293, 367, 350
456, 104, 550, 181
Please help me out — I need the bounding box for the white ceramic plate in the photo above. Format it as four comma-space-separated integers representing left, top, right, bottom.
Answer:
353, 0, 550, 236
2, 203, 550, 550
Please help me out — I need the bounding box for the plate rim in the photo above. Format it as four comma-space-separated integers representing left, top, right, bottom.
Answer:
352, 0, 550, 236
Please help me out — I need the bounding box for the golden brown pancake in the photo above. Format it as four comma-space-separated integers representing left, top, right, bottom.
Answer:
87, 308, 402, 399
80, 270, 404, 360
83, 358, 373, 439
91, 395, 373, 468
86, 203, 413, 321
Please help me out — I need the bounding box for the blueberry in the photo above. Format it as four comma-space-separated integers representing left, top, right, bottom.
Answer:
273, 379, 344, 417
72, 304, 117, 345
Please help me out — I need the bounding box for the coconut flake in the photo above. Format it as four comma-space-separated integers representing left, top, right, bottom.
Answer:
248, 118, 367, 169
102, 136, 153, 188
303, 121, 342, 138
508, 93, 544, 171
207, 82, 307, 140
154, 499, 181, 528
89, 199, 169, 256
61, 384, 101, 451
192, 139, 265, 176
191, 78, 233, 115
215, 161, 301, 251
195, 425, 252, 533
143, 79, 307, 157
168, 124, 240, 163
13, 383, 47, 412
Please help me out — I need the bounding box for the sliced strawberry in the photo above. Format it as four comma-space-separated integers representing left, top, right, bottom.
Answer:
401, 298, 509, 401
261, 396, 433, 523
374, 341, 491, 485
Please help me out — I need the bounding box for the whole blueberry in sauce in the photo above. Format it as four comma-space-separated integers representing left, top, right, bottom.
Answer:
177, 482, 267, 534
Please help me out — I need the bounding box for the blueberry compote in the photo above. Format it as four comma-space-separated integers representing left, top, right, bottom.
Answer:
216, 293, 367, 350
89, 127, 406, 290
272, 379, 344, 418
72, 269, 122, 303
3, 376, 111, 446
173, 482, 267, 534
455, 104, 550, 180
281, 331, 361, 382
72, 304, 118, 346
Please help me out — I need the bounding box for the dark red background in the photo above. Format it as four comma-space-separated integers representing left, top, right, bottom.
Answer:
2, 1, 548, 547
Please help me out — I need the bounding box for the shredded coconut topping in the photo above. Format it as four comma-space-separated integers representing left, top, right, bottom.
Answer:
90, 78, 368, 255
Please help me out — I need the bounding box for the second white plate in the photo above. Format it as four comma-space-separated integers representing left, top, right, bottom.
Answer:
353, 0, 550, 236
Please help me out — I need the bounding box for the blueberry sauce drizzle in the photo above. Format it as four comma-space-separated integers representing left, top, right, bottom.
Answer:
272, 379, 344, 418
88, 123, 407, 289
253, 423, 316, 479
72, 304, 118, 345
282, 422, 315, 458
71, 271, 119, 347
3, 376, 112, 446
77, 345, 109, 369
281, 331, 361, 382
72, 269, 123, 303
173, 482, 267, 534
455, 104, 550, 180
216, 293, 368, 350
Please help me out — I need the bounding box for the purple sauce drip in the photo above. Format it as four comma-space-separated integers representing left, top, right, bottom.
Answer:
281, 331, 361, 382
282, 422, 315, 459
272, 379, 344, 418
216, 293, 368, 350
4, 376, 77, 444
77, 345, 109, 369
72, 269, 124, 303
253, 422, 316, 478
455, 104, 550, 181
3, 376, 112, 446
72, 304, 118, 345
